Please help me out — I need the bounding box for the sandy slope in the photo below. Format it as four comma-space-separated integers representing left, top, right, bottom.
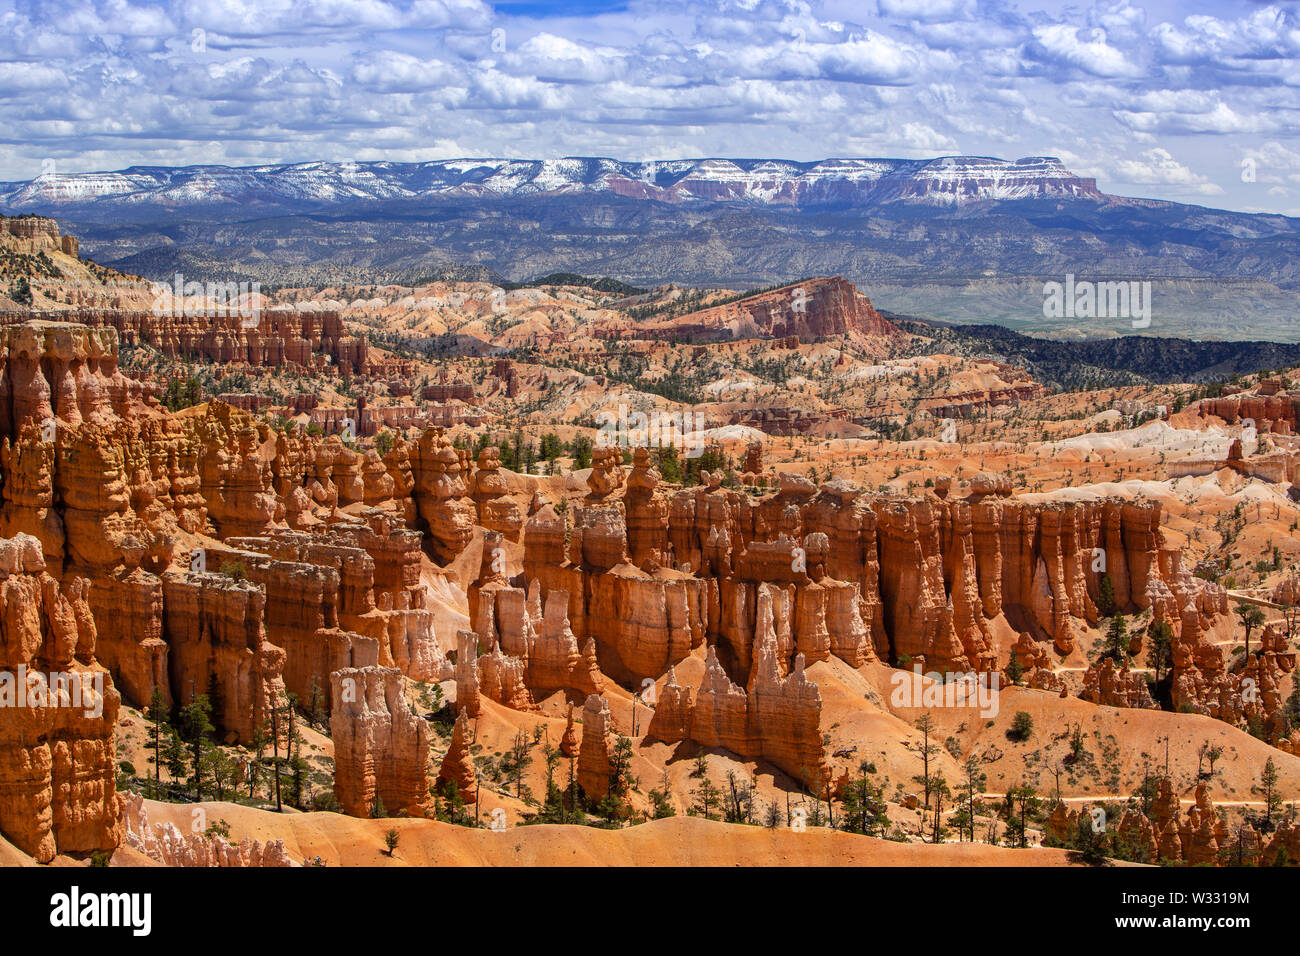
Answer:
124, 800, 1097, 867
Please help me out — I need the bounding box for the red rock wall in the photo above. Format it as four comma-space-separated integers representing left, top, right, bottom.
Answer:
0, 534, 122, 861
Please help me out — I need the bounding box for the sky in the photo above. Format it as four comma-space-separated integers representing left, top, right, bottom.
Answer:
0, 0, 1298, 212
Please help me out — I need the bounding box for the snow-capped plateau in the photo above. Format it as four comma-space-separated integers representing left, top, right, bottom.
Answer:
0, 155, 1103, 211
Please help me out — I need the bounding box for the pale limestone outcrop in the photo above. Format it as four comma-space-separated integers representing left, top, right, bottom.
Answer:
121, 792, 295, 866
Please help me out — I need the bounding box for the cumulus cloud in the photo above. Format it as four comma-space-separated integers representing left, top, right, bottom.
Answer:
1025, 24, 1145, 78
876, 0, 975, 24
1111, 147, 1224, 194
0, 0, 1291, 213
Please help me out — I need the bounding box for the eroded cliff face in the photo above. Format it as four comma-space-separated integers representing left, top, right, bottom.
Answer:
649, 592, 830, 789
1196, 395, 1300, 434
638, 276, 898, 343
0, 326, 461, 729
469, 534, 605, 700
27, 306, 369, 377
161, 568, 286, 742
0, 533, 122, 862
0, 322, 459, 838
518, 456, 1165, 688
1141, 549, 1297, 743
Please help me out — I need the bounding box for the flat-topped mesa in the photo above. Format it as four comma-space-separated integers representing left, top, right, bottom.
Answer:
330, 665, 430, 818
0, 216, 78, 257
637, 277, 898, 343
0, 534, 122, 862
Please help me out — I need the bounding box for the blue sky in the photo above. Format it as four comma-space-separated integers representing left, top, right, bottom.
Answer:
0, 0, 1298, 212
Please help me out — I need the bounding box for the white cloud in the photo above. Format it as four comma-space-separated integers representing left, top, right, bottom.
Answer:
1027, 24, 1144, 78
876, 0, 975, 24
351, 51, 461, 92
0, 0, 1291, 216
1111, 147, 1221, 194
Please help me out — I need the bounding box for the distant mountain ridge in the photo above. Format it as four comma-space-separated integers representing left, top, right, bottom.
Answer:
5, 153, 1299, 341
0, 155, 1103, 211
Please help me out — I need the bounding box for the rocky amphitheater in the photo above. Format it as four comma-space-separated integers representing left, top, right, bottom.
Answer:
0, 216, 1298, 871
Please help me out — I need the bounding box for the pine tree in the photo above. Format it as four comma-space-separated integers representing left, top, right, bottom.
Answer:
178, 694, 214, 799
1261, 757, 1281, 831
1005, 652, 1024, 686
959, 754, 987, 843
691, 774, 722, 821
1103, 614, 1129, 663
1097, 574, 1117, 617
163, 727, 189, 790
146, 685, 169, 798
1147, 618, 1174, 683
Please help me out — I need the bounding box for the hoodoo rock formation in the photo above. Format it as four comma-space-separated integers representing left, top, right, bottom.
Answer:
577, 694, 615, 800
0, 533, 122, 862
13, 306, 370, 377
0, 301, 1263, 857
650, 630, 830, 789
521, 457, 1168, 686
330, 665, 429, 818
436, 710, 478, 805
